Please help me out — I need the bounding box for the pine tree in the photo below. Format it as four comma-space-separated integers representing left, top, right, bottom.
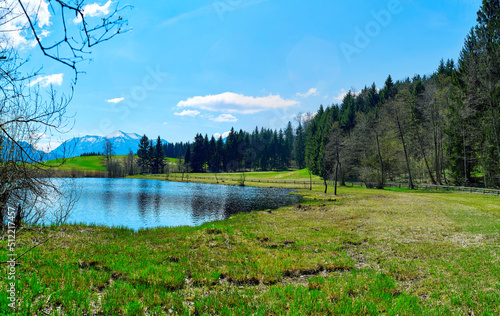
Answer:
203, 134, 210, 172
137, 135, 150, 173
184, 143, 191, 172
340, 91, 356, 133
208, 136, 217, 172
215, 136, 224, 172
284, 121, 293, 168
295, 121, 306, 169
152, 136, 165, 174
191, 133, 205, 173
147, 140, 155, 173
382, 75, 397, 100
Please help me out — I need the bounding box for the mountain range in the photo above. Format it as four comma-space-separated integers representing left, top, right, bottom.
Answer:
46, 131, 168, 160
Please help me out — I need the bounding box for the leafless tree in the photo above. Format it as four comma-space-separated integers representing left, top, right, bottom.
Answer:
0, 0, 128, 229
324, 123, 344, 195
385, 90, 415, 189
102, 138, 114, 164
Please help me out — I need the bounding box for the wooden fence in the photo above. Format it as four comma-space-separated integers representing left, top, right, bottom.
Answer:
161, 174, 500, 195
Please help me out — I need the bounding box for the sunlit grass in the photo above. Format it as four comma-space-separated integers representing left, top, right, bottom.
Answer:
44, 155, 178, 171
1, 185, 499, 315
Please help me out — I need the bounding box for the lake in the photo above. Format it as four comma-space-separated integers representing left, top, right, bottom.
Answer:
59, 178, 302, 230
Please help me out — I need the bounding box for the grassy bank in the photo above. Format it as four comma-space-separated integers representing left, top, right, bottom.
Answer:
1, 184, 499, 315
44, 155, 179, 172
129, 169, 324, 189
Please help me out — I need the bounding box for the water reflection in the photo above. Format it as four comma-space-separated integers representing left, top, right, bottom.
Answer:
102, 178, 116, 215
59, 178, 302, 230
137, 179, 150, 219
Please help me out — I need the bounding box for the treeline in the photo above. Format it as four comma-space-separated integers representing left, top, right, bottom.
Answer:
137, 135, 166, 174
163, 142, 189, 159
177, 1, 499, 189
80, 152, 101, 157
132, 1, 498, 189
303, 0, 500, 189
101, 135, 167, 177
182, 125, 297, 173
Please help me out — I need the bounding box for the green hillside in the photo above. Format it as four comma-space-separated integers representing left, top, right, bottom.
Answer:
44, 155, 179, 171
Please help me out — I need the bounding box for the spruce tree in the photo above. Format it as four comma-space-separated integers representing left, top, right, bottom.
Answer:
208, 136, 217, 172
147, 140, 155, 173
184, 143, 191, 172
284, 121, 294, 168
295, 121, 306, 169
191, 133, 205, 173
137, 135, 150, 173
153, 136, 165, 174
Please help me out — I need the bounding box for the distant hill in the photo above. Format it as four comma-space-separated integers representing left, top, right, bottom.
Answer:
47, 131, 168, 160
0, 137, 47, 162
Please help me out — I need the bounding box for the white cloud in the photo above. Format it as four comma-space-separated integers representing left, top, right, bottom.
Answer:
176, 92, 299, 115
296, 88, 319, 98
332, 89, 349, 103
332, 89, 360, 103
106, 97, 124, 104
74, 1, 113, 23
29, 73, 63, 87
213, 131, 231, 139
291, 112, 318, 123
0, 0, 51, 48
211, 114, 238, 123
174, 110, 201, 117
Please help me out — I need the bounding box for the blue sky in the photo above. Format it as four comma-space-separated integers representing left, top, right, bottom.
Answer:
18, 0, 482, 149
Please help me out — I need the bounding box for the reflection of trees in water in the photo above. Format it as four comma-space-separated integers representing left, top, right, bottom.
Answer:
102, 178, 116, 215
137, 180, 151, 219
153, 181, 162, 218
75, 179, 301, 229
223, 192, 243, 217
188, 185, 302, 225
190, 184, 228, 225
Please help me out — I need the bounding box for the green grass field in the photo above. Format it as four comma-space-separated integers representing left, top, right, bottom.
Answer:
44, 155, 179, 172
1, 183, 499, 315
130, 169, 324, 190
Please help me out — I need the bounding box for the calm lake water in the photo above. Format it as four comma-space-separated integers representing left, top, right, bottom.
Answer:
61, 178, 301, 230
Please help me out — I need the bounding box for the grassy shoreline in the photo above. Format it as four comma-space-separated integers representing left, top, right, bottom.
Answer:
128, 169, 324, 190
1, 177, 499, 314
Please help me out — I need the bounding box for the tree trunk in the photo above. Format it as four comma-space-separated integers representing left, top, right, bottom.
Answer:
334, 147, 340, 196
396, 118, 414, 190
340, 163, 346, 186
374, 130, 385, 187
14, 205, 22, 229
414, 121, 436, 184
434, 128, 442, 185
334, 164, 338, 196
463, 129, 468, 185
489, 99, 500, 167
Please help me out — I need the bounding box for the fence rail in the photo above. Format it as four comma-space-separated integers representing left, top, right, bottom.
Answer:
163, 174, 322, 188
161, 174, 500, 195
346, 182, 500, 195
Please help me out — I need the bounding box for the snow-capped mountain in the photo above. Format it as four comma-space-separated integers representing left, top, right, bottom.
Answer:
47, 131, 167, 160
0, 136, 47, 161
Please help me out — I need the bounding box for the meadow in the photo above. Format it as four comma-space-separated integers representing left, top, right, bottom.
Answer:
1, 180, 499, 315
43, 156, 179, 172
